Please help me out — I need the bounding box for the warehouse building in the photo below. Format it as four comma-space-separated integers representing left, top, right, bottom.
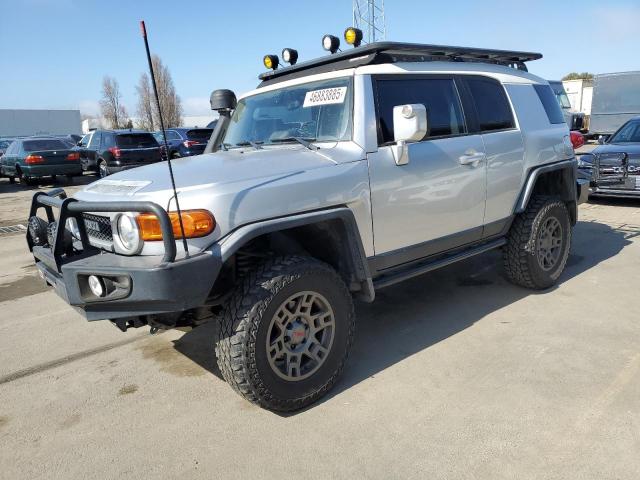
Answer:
0, 109, 82, 137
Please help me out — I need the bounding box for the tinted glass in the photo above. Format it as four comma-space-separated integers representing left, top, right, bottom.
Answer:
466, 77, 515, 131
375, 78, 465, 143
23, 139, 69, 151
224, 77, 353, 146
102, 133, 116, 147
79, 133, 91, 147
533, 84, 566, 125
0, 140, 11, 149
88, 132, 101, 149
186, 129, 213, 141
609, 120, 640, 143
116, 133, 158, 148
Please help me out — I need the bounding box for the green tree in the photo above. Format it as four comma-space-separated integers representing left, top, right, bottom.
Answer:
562, 72, 594, 81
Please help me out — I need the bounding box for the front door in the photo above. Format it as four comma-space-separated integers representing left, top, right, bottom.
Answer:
368, 76, 487, 265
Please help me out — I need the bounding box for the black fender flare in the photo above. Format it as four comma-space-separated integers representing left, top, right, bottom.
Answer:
212, 207, 375, 302
514, 158, 578, 223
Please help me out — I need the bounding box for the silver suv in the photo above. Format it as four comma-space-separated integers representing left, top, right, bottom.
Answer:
26, 41, 589, 412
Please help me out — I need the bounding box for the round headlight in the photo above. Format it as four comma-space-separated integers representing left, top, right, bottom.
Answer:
322, 34, 340, 54
343, 27, 363, 47
116, 214, 142, 254
281, 48, 298, 65
263, 54, 279, 70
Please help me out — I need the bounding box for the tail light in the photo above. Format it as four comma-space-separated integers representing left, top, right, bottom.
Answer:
25, 154, 44, 164
108, 147, 121, 159
570, 131, 585, 150
182, 140, 200, 148
66, 152, 80, 161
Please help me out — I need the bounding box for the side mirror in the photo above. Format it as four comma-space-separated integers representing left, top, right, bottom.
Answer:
391, 104, 428, 165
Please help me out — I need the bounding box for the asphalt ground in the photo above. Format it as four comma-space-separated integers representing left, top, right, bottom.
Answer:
0, 166, 639, 479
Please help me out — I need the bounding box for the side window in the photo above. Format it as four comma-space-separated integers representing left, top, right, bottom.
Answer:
88, 132, 101, 149
465, 77, 516, 132
5, 142, 17, 155
375, 77, 466, 144
533, 84, 567, 125
79, 133, 91, 147
168, 131, 181, 141
102, 133, 115, 147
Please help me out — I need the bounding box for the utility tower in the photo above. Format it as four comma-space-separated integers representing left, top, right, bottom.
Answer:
353, 0, 386, 43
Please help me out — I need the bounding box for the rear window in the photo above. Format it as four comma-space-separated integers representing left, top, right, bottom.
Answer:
534, 84, 566, 124
186, 129, 213, 141
465, 77, 515, 132
116, 133, 158, 148
23, 139, 69, 151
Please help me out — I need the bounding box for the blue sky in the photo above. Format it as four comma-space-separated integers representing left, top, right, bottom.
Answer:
1, 0, 638, 117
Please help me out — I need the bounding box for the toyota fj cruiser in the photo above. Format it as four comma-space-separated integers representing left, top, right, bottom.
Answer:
27, 36, 590, 411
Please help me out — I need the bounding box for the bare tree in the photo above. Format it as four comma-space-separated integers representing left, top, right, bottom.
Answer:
100, 76, 128, 129
135, 73, 155, 131
151, 55, 183, 128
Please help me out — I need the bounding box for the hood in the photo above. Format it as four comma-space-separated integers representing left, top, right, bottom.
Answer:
593, 143, 640, 155
74, 144, 354, 203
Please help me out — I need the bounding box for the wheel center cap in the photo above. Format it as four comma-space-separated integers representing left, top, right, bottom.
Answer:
290, 323, 306, 345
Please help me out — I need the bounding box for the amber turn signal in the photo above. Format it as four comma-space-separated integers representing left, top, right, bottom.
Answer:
137, 210, 215, 241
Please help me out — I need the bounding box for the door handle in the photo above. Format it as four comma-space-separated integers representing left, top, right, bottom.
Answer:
458, 151, 485, 166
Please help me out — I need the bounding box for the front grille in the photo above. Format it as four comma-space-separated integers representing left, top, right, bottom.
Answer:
82, 213, 113, 244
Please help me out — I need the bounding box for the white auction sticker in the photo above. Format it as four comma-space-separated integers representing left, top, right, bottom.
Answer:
303, 87, 347, 107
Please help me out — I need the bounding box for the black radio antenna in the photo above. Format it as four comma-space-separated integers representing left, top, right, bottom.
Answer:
140, 20, 189, 257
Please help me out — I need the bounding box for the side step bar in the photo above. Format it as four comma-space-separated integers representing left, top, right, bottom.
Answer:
373, 238, 506, 289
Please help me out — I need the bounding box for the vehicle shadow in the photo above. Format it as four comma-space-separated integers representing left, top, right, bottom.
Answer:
0, 173, 95, 194
171, 219, 635, 415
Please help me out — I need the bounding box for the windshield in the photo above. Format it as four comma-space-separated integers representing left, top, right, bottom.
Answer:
550, 85, 572, 109
223, 77, 353, 148
609, 120, 640, 144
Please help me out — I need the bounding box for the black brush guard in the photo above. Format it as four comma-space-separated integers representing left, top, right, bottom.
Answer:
28, 188, 177, 272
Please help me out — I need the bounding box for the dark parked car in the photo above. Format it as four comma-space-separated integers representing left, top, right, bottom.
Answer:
152, 127, 214, 159
577, 116, 640, 198
0, 137, 82, 185
74, 129, 162, 177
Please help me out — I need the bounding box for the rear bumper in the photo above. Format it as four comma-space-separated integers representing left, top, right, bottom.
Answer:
34, 247, 221, 321
24, 164, 83, 177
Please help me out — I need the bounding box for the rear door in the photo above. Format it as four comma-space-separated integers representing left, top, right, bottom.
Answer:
368, 75, 488, 263
457, 75, 524, 237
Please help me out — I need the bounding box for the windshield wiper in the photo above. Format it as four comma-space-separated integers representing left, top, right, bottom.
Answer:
234, 140, 263, 150
269, 137, 319, 151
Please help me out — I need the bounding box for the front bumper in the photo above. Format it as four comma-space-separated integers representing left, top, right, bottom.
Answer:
577, 178, 590, 204
28, 188, 221, 321
34, 247, 220, 321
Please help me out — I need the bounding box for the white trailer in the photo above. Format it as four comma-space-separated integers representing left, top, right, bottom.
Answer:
0, 109, 82, 137
562, 79, 593, 115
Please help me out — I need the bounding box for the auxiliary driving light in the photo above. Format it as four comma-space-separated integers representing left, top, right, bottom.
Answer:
281, 48, 298, 65
263, 54, 279, 70
344, 27, 363, 47
88, 275, 106, 297
322, 34, 340, 54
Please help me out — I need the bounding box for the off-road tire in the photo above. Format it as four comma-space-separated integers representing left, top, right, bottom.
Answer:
504, 195, 571, 289
215, 255, 355, 412
98, 160, 109, 178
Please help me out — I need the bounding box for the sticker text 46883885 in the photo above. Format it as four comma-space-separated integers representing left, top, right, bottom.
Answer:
303, 87, 348, 108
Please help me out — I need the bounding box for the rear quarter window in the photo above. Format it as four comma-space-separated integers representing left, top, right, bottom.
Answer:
116, 133, 158, 148
464, 77, 515, 132
533, 84, 566, 125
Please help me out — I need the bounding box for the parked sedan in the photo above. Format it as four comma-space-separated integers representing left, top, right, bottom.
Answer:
0, 137, 82, 185
577, 116, 640, 198
153, 127, 214, 159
